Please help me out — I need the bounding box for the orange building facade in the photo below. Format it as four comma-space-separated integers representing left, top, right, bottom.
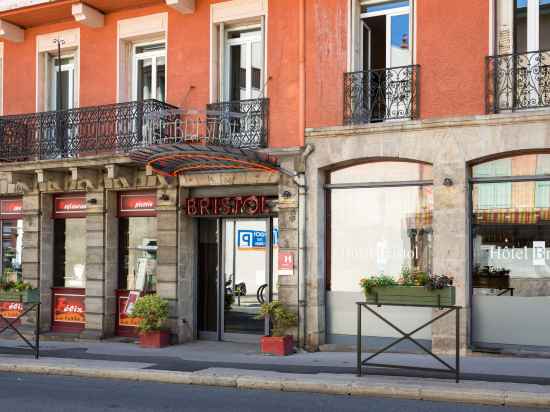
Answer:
0, 0, 549, 356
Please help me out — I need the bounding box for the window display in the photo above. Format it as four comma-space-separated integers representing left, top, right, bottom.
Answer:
119, 217, 158, 293
472, 154, 550, 349
1, 220, 23, 283
327, 161, 433, 345
53, 219, 87, 289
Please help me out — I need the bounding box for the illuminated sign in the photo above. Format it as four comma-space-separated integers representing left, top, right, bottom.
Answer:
185, 195, 274, 217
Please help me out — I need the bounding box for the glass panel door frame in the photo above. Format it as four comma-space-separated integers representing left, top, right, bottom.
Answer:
224, 27, 263, 101
48, 55, 76, 111
132, 41, 166, 102
197, 216, 276, 343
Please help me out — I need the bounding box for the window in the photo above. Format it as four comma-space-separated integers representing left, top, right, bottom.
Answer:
1, 220, 23, 283
133, 43, 166, 102
514, 0, 550, 53
472, 159, 512, 210
325, 161, 433, 344
53, 218, 87, 289
47, 55, 76, 111
225, 28, 264, 101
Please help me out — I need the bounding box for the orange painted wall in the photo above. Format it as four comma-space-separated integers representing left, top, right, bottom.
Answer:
416, 0, 489, 119
305, 0, 348, 129
2, 0, 302, 148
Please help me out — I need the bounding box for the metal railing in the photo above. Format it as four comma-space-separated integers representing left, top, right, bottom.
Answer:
486, 50, 550, 113
344, 65, 419, 125
144, 98, 269, 149
0, 99, 177, 161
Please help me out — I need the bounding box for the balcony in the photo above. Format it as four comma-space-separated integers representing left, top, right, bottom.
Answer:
0, 98, 269, 163
144, 98, 269, 150
343, 65, 419, 125
0, 100, 176, 162
486, 50, 550, 113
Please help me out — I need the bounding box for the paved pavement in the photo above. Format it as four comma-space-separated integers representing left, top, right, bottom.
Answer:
0, 372, 546, 412
1, 339, 550, 384
0, 338, 550, 409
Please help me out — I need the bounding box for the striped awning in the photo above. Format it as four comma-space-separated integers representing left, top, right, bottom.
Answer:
474, 208, 550, 224
130, 144, 289, 177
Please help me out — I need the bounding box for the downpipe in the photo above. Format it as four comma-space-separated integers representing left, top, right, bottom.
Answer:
294, 144, 313, 349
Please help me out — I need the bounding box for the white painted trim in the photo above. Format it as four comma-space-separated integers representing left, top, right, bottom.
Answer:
0, 20, 24, 43
488, 0, 494, 56
211, 0, 267, 24
165, 0, 195, 14
116, 13, 168, 103
72, 3, 104, 29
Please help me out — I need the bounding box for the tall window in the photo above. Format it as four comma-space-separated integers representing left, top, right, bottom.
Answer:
225, 28, 264, 101
133, 43, 166, 102
47, 55, 76, 111
514, 0, 550, 53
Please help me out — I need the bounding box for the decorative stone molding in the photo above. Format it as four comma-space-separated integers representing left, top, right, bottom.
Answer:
211, 0, 267, 24
69, 167, 102, 191
35, 170, 65, 192
0, 19, 24, 43
0, 172, 35, 194
166, 0, 195, 14
72, 3, 104, 29
105, 164, 135, 189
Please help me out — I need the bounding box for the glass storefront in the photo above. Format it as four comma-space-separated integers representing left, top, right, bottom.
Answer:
326, 161, 434, 347
471, 154, 550, 350
118, 217, 158, 293
51, 194, 87, 332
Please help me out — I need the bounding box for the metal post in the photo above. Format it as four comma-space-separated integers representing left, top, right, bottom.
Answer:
35, 303, 40, 359
357, 303, 362, 377
456, 306, 460, 383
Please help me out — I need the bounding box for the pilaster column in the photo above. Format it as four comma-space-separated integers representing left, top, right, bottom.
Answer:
177, 188, 195, 342
156, 188, 179, 338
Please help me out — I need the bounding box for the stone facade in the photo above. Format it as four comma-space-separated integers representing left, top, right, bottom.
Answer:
304, 110, 550, 353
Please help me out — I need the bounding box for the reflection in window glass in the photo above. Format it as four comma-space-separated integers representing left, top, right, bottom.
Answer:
472, 155, 550, 349
541, 0, 550, 50
1, 220, 23, 283
53, 219, 86, 289
119, 217, 157, 292
331, 161, 432, 185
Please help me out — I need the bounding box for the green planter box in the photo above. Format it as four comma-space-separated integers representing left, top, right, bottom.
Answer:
0, 289, 40, 303
364, 286, 455, 306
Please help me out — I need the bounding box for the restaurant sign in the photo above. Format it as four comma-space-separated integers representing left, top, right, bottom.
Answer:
0, 198, 23, 220
53, 291, 86, 324
119, 192, 157, 217
0, 301, 23, 319
186, 195, 274, 217
54, 195, 87, 219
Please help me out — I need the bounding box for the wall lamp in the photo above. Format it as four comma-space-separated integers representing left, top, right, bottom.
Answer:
443, 178, 454, 187
87, 198, 98, 205
282, 190, 293, 199
159, 193, 170, 201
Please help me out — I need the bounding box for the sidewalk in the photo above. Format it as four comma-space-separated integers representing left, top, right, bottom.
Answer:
0, 339, 549, 408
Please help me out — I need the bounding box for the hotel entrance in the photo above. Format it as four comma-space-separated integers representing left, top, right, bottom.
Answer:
197, 216, 278, 343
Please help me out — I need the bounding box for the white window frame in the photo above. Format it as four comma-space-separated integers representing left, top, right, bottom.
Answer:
48, 54, 76, 111
360, 1, 412, 69
224, 26, 263, 101
131, 41, 166, 102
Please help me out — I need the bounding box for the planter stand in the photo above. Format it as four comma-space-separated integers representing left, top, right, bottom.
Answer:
356, 301, 461, 383
0, 301, 40, 359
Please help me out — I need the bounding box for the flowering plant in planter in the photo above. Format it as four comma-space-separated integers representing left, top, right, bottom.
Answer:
0, 279, 39, 303
360, 268, 455, 306
130, 294, 170, 348
256, 301, 298, 356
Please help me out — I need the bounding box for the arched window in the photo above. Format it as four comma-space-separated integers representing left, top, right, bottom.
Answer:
470, 153, 550, 351
325, 160, 433, 344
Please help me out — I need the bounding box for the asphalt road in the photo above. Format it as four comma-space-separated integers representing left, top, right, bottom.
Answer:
0, 372, 546, 412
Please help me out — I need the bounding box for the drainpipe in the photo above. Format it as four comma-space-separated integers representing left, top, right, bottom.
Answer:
294, 144, 313, 349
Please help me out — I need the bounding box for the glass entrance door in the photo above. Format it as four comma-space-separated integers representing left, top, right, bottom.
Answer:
197, 217, 278, 342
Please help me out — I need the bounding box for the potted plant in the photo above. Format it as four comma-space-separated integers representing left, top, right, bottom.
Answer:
0, 279, 39, 303
256, 301, 298, 356
130, 294, 170, 348
360, 268, 455, 306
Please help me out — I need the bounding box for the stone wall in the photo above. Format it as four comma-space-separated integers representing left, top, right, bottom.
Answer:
305, 110, 550, 353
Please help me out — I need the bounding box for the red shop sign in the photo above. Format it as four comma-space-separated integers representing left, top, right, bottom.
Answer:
118, 192, 157, 217
0, 301, 23, 319
0, 198, 22, 220
52, 289, 86, 325
54, 195, 87, 219
186, 195, 273, 217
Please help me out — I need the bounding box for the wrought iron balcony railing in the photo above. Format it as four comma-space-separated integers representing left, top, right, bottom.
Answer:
0, 99, 177, 162
144, 98, 269, 149
486, 50, 550, 113
344, 65, 419, 125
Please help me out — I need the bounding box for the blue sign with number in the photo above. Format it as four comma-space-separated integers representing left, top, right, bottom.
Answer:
238, 229, 279, 248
